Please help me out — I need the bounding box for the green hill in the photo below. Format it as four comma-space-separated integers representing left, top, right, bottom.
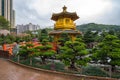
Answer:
77, 23, 120, 32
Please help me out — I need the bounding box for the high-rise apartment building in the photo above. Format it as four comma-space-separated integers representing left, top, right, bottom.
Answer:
16, 23, 41, 34
0, 0, 15, 28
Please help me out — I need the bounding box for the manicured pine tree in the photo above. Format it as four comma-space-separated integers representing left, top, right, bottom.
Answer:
35, 39, 56, 64
57, 38, 91, 70
92, 35, 120, 71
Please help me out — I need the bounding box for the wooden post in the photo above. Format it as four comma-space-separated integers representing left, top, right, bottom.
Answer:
30, 58, 32, 65
18, 55, 20, 63
109, 65, 112, 78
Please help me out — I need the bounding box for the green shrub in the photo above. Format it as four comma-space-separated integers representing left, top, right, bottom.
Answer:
111, 73, 120, 79
82, 66, 109, 77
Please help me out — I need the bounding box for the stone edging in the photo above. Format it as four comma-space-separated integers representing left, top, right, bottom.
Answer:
8, 59, 118, 80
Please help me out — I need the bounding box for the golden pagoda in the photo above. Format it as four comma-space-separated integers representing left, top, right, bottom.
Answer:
49, 6, 81, 42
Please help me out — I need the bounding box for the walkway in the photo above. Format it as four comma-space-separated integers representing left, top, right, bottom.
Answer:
0, 59, 117, 80
0, 59, 79, 80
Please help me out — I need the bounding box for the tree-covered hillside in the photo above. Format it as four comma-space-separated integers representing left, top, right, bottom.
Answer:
77, 23, 120, 32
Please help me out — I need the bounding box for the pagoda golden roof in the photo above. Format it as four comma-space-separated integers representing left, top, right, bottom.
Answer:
51, 6, 79, 21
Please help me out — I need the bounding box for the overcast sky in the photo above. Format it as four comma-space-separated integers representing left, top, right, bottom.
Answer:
13, 0, 120, 28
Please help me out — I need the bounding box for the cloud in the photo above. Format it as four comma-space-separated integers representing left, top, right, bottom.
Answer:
14, 0, 120, 28
93, 0, 120, 25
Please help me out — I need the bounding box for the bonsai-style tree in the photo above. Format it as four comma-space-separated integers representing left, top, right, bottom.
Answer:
92, 35, 120, 71
39, 29, 49, 42
18, 43, 34, 59
27, 48, 36, 65
18, 43, 36, 65
5, 34, 16, 44
83, 30, 95, 44
35, 39, 56, 64
57, 38, 91, 70
22, 35, 32, 42
58, 33, 70, 46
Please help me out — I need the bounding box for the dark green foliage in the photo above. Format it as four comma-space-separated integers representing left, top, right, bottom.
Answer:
5, 34, 16, 44
108, 30, 115, 35
0, 38, 3, 44
77, 23, 120, 32
83, 30, 95, 43
82, 66, 109, 77
19, 46, 29, 58
111, 72, 120, 79
60, 33, 70, 41
76, 34, 82, 38
98, 30, 109, 42
83, 30, 101, 44
39, 29, 49, 42
0, 16, 9, 29
18, 43, 35, 59
35, 62, 65, 71
34, 39, 56, 64
38, 28, 54, 42
116, 31, 120, 39
22, 35, 32, 42
57, 38, 91, 69
92, 35, 120, 66
0, 33, 32, 45
0, 34, 16, 44
12, 55, 120, 78
58, 33, 70, 46
12, 56, 65, 71
49, 36, 53, 42
15, 36, 21, 42
26, 43, 34, 48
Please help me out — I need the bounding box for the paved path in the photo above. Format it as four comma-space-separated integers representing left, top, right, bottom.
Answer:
0, 59, 80, 80
0, 59, 117, 80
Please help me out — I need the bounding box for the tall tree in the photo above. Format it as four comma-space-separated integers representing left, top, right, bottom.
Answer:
39, 29, 49, 42
57, 38, 90, 70
0, 16, 9, 29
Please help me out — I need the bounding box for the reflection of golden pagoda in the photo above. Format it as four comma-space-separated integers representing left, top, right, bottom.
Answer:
49, 6, 81, 42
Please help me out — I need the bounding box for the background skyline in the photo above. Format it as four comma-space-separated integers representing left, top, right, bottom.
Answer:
14, 0, 120, 28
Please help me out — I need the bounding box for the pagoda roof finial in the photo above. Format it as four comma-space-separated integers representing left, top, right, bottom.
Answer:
63, 5, 67, 12
51, 6, 79, 21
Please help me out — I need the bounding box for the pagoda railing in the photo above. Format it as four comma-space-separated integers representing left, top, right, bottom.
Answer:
54, 23, 76, 29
